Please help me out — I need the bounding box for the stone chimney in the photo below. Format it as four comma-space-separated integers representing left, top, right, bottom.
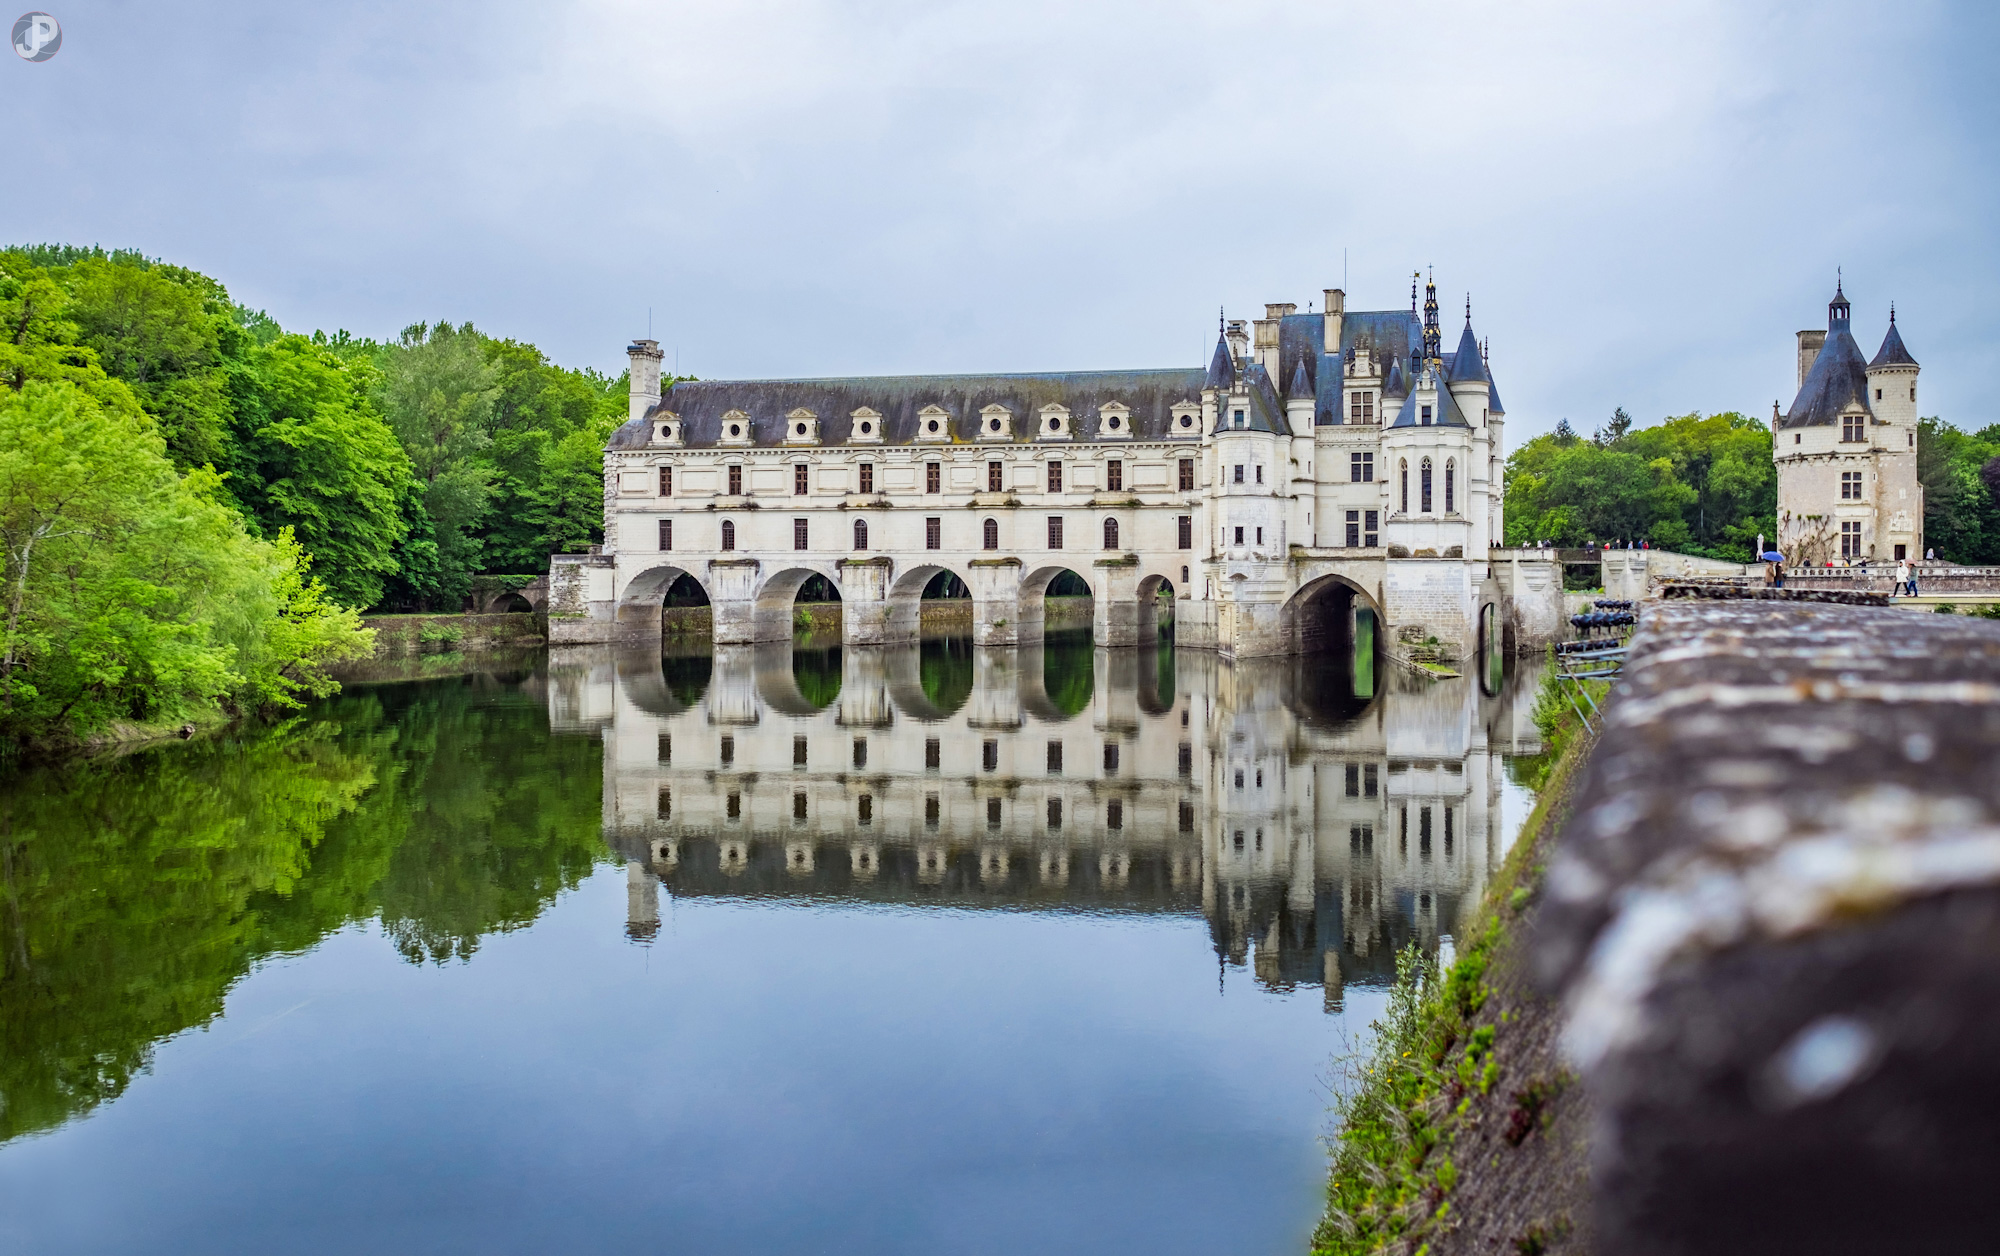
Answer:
1225, 319, 1249, 366
628, 339, 664, 424
1795, 330, 1825, 392
1324, 288, 1345, 356
1254, 303, 1295, 378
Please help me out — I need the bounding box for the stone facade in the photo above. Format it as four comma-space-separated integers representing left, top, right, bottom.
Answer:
1774, 281, 1923, 564
551, 277, 1564, 656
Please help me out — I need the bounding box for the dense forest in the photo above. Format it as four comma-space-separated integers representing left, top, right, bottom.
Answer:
0, 244, 639, 747
1505, 407, 2000, 565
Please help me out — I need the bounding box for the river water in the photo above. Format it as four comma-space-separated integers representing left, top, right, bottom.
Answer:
0, 632, 1544, 1255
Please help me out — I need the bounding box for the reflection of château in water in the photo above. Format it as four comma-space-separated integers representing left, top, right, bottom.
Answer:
551, 634, 1542, 1009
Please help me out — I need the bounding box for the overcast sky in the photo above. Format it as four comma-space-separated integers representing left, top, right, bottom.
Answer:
6, 0, 1997, 438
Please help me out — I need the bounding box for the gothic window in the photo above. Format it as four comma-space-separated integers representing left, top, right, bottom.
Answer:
988, 460, 1003, 492
1103, 518, 1119, 550
727, 464, 743, 495
658, 466, 672, 496
1421, 458, 1433, 513
794, 464, 809, 495
1841, 471, 1863, 500
658, 519, 672, 551
854, 518, 868, 550
1445, 459, 1455, 514
1351, 451, 1374, 482
926, 517, 941, 550
1179, 458, 1195, 491
793, 518, 808, 550
1107, 459, 1123, 491
858, 462, 874, 494
926, 462, 941, 493
983, 517, 999, 550
721, 519, 735, 551
1400, 460, 1410, 513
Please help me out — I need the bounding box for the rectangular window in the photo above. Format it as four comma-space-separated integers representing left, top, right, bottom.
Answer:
794, 518, 808, 550
1841, 520, 1863, 558
1179, 458, 1195, 491
982, 739, 998, 772
925, 737, 941, 770
658, 466, 672, 496
794, 791, 808, 822
1841, 471, 1863, 500
727, 464, 743, 495
1233, 526, 1244, 545
1178, 800, 1194, 833
1255, 466, 1263, 484
988, 460, 1003, 492
858, 462, 874, 494
726, 792, 741, 821
1344, 763, 1359, 796
1895, 543, 1907, 561
1420, 806, 1433, 857
987, 798, 1002, 828
1103, 742, 1119, 773
1364, 763, 1378, 797
1364, 510, 1378, 547
1047, 798, 1063, 829
1048, 516, 1064, 548
926, 516, 941, 550
1233, 464, 1244, 484
853, 737, 867, 769
1178, 743, 1192, 776
1362, 391, 1374, 421
657, 733, 671, 764
1106, 800, 1123, 831
1106, 460, 1123, 492
1255, 527, 1263, 545
658, 519, 672, 551
1232, 409, 1245, 428
1345, 510, 1360, 548
793, 735, 807, 766
1048, 460, 1063, 493
926, 462, 941, 493
1351, 451, 1374, 483
1350, 391, 1362, 422
1843, 415, 1865, 442
656, 786, 671, 820
794, 464, 809, 495
1047, 741, 1063, 774
1420, 405, 1433, 425
858, 794, 873, 826
925, 794, 940, 830
1177, 516, 1192, 549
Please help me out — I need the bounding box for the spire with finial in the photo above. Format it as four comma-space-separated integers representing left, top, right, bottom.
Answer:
1465, 294, 1472, 325
1411, 271, 1419, 313
1828, 270, 1851, 330
1422, 270, 1441, 365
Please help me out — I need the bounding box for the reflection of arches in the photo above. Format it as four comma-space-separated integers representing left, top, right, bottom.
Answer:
1478, 601, 1502, 696
752, 642, 843, 715
884, 639, 971, 721
613, 643, 694, 716
1025, 629, 1094, 721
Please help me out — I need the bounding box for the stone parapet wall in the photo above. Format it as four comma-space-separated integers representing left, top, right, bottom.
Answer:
1534, 595, 2000, 1254
359, 612, 546, 659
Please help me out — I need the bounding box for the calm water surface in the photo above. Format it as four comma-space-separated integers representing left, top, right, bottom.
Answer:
0, 633, 1544, 1255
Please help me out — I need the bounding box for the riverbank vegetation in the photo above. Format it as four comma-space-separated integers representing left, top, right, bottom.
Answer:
1314, 667, 1598, 1256
1, 243, 662, 748
1916, 417, 2000, 564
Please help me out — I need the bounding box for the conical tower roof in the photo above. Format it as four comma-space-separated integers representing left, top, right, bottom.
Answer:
1870, 308, 1918, 368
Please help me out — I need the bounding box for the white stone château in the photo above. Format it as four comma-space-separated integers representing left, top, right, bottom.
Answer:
1775, 280, 1923, 564
549, 275, 1563, 656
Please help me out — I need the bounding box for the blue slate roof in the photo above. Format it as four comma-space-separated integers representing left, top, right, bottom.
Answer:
1870, 315, 1918, 369
1384, 357, 1408, 400
1783, 328, 1873, 429
1204, 332, 1236, 390
1287, 358, 1314, 400
608, 368, 1206, 450
1386, 373, 1473, 428
1447, 323, 1488, 384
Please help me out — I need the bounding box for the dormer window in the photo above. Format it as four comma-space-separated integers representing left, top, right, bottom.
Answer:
1348, 391, 1375, 423
849, 406, 883, 444
915, 404, 951, 443
1232, 409, 1245, 429
1842, 414, 1865, 443
978, 404, 1013, 442
651, 410, 683, 445
1420, 405, 1433, 425
1097, 401, 1132, 438
719, 409, 752, 446
1038, 404, 1073, 440
1170, 402, 1199, 433
783, 407, 819, 445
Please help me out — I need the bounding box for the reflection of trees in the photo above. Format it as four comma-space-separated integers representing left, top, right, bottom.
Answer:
919, 636, 973, 713
790, 646, 842, 711
0, 675, 605, 1142
661, 652, 712, 706
1042, 630, 1094, 718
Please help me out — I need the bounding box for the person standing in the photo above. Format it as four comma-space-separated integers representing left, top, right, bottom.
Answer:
1895, 558, 1911, 597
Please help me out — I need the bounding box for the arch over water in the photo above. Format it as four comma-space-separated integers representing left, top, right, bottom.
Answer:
1136, 573, 1176, 647
1281, 574, 1381, 702
752, 564, 844, 642
1018, 564, 1091, 646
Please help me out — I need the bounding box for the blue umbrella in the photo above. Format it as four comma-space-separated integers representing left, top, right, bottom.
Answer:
1760, 551, 1785, 562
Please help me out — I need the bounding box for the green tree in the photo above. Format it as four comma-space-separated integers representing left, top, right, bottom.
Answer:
64, 256, 233, 469
378, 322, 499, 607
